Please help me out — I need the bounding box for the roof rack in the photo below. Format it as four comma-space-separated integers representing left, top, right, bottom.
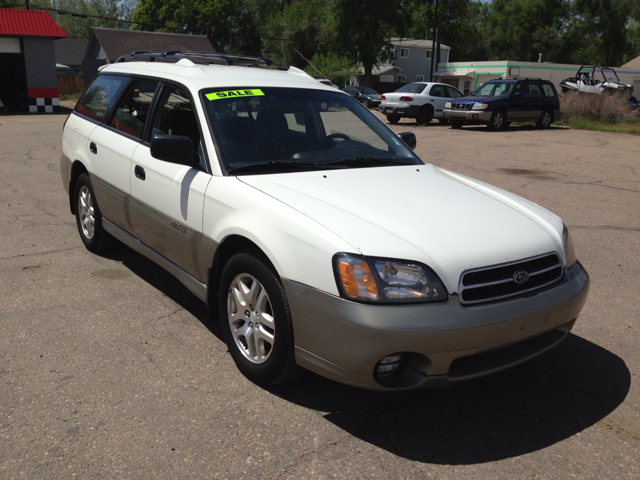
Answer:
512, 77, 542, 80
114, 50, 291, 70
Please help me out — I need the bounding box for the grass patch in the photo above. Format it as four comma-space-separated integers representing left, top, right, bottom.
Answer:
567, 116, 640, 135
59, 92, 82, 102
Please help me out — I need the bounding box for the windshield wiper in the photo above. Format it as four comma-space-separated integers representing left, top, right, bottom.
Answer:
318, 157, 418, 167
227, 160, 342, 175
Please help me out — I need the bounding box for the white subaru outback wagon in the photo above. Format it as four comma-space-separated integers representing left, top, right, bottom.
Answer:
61, 51, 589, 391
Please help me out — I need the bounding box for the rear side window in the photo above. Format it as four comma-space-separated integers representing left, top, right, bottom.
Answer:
542, 84, 557, 97
76, 75, 128, 123
396, 83, 426, 94
110, 81, 159, 139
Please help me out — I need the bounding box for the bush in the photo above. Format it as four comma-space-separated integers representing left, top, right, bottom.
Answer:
560, 91, 639, 124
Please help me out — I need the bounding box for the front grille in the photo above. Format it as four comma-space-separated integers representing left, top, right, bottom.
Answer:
451, 102, 473, 110
459, 253, 563, 305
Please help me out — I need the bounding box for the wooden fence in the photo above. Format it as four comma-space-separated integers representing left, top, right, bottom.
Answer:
57, 75, 85, 95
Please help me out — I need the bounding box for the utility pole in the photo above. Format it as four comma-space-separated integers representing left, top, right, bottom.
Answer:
26, 0, 31, 10
429, 0, 439, 82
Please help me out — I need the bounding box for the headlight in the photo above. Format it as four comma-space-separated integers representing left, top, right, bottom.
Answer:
472, 103, 488, 110
563, 224, 577, 268
333, 254, 448, 303
445, 101, 451, 108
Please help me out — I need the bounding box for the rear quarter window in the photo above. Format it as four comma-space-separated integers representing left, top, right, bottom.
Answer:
76, 75, 129, 123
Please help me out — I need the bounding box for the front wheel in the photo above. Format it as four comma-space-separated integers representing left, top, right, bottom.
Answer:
74, 173, 116, 253
536, 110, 552, 129
450, 120, 463, 129
386, 115, 401, 124
360, 98, 370, 108
219, 252, 300, 386
487, 110, 506, 130
416, 106, 433, 124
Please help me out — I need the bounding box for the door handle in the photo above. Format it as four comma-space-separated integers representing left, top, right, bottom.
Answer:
135, 165, 146, 180
90, 142, 97, 154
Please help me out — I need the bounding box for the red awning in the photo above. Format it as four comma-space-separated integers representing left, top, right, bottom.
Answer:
0, 8, 68, 38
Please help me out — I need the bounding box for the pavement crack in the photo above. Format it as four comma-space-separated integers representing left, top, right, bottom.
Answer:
275, 433, 353, 478
537, 368, 627, 402
0, 246, 82, 260
571, 225, 640, 233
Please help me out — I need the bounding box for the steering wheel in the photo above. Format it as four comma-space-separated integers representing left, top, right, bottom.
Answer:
316, 133, 351, 150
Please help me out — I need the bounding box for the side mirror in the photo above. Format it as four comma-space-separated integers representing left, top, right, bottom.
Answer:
150, 134, 195, 166
397, 131, 416, 150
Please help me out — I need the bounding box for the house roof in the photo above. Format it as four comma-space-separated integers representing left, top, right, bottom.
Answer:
359, 64, 403, 76
622, 55, 640, 68
54, 38, 88, 67
0, 8, 68, 38
88, 28, 215, 62
388, 37, 450, 51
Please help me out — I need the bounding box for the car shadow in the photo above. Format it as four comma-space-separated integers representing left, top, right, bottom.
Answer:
98, 245, 629, 465
99, 245, 223, 341
266, 333, 629, 465
453, 124, 566, 133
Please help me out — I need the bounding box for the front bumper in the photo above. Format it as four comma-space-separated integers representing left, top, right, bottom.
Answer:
443, 108, 493, 123
285, 262, 589, 390
379, 104, 421, 117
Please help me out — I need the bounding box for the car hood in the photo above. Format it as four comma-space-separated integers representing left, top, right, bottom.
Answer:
455, 95, 504, 103
239, 165, 564, 293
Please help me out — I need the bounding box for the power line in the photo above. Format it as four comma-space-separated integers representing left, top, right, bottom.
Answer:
3, 4, 186, 32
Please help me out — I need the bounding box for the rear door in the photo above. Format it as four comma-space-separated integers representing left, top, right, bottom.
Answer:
427, 84, 449, 117
526, 82, 544, 120
78, 75, 133, 231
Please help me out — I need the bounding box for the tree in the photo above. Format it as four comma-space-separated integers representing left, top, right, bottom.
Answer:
405, 0, 490, 62
485, 0, 571, 62
303, 52, 359, 87
132, 0, 261, 54
259, 0, 331, 68
332, 0, 409, 87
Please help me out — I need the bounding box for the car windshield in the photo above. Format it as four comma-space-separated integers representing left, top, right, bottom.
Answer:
473, 82, 514, 97
395, 83, 427, 94
357, 87, 379, 95
201, 87, 421, 175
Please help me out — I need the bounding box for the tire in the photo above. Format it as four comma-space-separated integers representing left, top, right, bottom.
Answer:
386, 115, 401, 124
219, 252, 300, 386
450, 120, 463, 129
438, 118, 449, 125
74, 173, 116, 253
536, 110, 552, 129
319, 101, 329, 112
487, 109, 506, 130
416, 105, 433, 124
360, 98, 370, 108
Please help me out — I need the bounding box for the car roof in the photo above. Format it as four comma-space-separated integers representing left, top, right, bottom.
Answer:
97, 60, 338, 93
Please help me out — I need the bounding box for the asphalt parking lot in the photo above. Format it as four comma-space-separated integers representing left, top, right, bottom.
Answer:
0, 111, 638, 478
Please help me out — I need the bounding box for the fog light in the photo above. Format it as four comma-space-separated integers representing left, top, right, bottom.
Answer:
472, 114, 479, 119
376, 353, 404, 374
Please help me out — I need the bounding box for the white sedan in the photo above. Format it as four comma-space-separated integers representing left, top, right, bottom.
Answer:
380, 82, 464, 124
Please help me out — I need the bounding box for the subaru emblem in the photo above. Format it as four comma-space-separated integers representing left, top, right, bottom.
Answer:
513, 270, 530, 284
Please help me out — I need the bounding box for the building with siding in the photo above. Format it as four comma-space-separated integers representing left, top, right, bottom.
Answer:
435, 60, 640, 96
357, 38, 451, 91
0, 8, 68, 113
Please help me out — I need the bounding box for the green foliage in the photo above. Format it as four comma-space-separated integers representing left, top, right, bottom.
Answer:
567, 116, 640, 134
303, 52, 359, 87
32, 0, 136, 39
405, 0, 490, 61
332, 0, 409, 86
132, 0, 261, 54
259, 0, 331, 67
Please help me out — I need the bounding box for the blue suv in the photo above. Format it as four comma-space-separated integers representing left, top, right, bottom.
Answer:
442, 78, 560, 130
